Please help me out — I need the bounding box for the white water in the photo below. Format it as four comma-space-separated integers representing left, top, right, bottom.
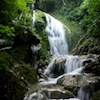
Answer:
44, 55, 83, 78
45, 13, 68, 55
32, 10, 36, 25
78, 87, 90, 100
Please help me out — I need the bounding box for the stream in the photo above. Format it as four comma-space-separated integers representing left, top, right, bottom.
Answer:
24, 12, 99, 100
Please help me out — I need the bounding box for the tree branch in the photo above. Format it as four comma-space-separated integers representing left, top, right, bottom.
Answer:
71, 34, 88, 55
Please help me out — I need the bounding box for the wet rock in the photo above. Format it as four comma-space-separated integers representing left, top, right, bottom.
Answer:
57, 74, 100, 95
57, 74, 81, 94
81, 54, 100, 74
31, 43, 41, 53
24, 91, 47, 100
44, 56, 66, 78
24, 89, 75, 100
42, 88, 75, 99
44, 55, 83, 78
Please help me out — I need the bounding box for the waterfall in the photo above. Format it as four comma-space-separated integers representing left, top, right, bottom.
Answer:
44, 13, 83, 77
45, 13, 68, 55
24, 13, 85, 100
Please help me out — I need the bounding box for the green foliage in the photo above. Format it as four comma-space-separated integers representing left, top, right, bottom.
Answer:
0, 0, 29, 24
11, 45, 30, 62
0, 25, 15, 38
67, 0, 100, 37
0, 51, 15, 71
79, 0, 100, 37
0, 0, 35, 39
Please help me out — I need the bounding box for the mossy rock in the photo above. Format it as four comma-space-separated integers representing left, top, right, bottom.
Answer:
0, 69, 27, 100
11, 45, 32, 62
0, 49, 38, 84
0, 51, 15, 71
12, 63, 38, 84
0, 50, 38, 100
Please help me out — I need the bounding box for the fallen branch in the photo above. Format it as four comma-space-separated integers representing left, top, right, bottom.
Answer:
71, 34, 88, 55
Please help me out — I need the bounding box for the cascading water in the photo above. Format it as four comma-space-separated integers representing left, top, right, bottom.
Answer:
45, 13, 68, 55
24, 13, 89, 100
38, 14, 85, 100
41, 13, 89, 100
44, 55, 83, 78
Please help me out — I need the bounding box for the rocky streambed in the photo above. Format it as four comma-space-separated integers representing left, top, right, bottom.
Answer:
24, 54, 100, 100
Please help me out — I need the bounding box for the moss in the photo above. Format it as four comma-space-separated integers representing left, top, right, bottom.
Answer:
36, 10, 45, 23
36, 30, 50, 68
0, 51, 15, 70
0, 47, 38, 99
12, 63, 38, 84
11, 45, 31, 62
0, 69, 27, 100
27, 85, 41, 95
0, 49, 38, 83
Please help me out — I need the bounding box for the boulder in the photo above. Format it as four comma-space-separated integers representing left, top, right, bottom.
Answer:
44, 56, 66, 78
57, 74, 100, 95
24, 88, 75, 100
81, 54, 100, 74
42, 88, 75, 99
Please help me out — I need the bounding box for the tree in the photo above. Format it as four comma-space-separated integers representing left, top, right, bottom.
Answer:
80, 0, 100, 37
0, 0, 29, 24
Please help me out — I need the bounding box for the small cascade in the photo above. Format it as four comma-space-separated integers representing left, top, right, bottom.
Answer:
77, 84, 93, 100
44, 55, 83, 78
65, 55, 83, 73
45, 13, 68, 55
77, 88, 89, 100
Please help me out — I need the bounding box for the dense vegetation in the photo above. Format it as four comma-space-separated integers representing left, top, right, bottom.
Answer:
0, 0, 100, 99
